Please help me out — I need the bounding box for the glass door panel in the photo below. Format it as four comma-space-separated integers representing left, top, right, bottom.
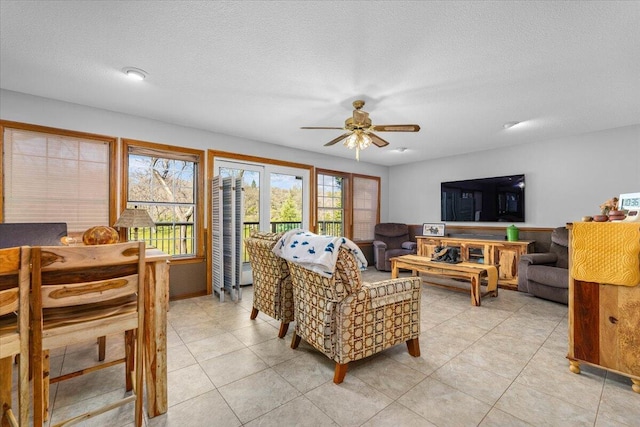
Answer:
217, 162, 264, 285
270, 172, 303, 233
215, 159, 310, 285
317, 173, 344, 237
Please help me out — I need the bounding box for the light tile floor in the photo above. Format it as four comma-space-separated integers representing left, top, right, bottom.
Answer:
14, 268, 640, 426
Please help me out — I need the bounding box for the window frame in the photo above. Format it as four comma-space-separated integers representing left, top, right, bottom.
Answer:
0, 120, 117, 227
121, 138, 205, 261
315, 169, 381, 242
316, 169, 350, 239
207, 149, 314, 294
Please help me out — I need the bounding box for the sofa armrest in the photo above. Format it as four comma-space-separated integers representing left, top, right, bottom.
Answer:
372, 240, 387, 270
372, 240, 387, 250
344, 277, 421, 308
520, 252, 558, 266
402, 241, 417, 252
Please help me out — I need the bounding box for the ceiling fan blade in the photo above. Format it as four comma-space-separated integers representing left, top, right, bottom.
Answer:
324, 132, 352, 146
371, 124, 421, 132
301, 126, 345, 130
369, 133, 390, 147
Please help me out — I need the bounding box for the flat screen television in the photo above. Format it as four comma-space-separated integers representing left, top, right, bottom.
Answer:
441, 174, 525, 222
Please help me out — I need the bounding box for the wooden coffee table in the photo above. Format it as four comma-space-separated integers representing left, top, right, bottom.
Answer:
391, 254, 498, 306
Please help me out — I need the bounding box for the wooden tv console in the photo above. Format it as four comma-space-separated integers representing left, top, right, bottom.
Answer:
416, 236, 534, 289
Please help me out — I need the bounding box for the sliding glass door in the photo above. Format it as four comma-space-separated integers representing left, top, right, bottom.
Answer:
214, 159, 310, 284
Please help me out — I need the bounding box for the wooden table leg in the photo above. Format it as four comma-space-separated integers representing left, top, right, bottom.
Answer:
144, 260, 169, 417
391, 260, 399, 279
0, 357, 11, 426
470, 273, 481, 306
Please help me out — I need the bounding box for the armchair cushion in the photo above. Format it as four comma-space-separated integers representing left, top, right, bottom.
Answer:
374, 223, 411, 249
526, 265, 569, 289
402, 241, 417, 251
520, 252, 558, 266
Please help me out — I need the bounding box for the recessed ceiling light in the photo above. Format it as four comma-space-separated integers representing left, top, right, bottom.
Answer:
395, 147, 408, 152
503, 121, 520, 129
122, 67, 147, 81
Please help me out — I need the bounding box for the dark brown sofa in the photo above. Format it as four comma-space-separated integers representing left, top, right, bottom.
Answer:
372, 223, 417, 271
517, 226, 569, 304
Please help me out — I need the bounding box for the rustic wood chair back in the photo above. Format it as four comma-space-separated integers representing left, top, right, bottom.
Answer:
31, 242, 146, 427
0, 246, 30, 427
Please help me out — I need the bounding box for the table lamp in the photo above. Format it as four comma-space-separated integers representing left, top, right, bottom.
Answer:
113, 206, 155, 241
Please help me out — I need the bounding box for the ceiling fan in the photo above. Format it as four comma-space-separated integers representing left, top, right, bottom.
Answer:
301, 100, 420, 160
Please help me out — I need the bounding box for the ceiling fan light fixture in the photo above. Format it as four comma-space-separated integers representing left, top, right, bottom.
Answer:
122, 67, 147, 81
302, 99, 420, 159
344, 131, 372, 161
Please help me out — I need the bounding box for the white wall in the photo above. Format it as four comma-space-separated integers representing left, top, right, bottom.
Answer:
388, 125, 640, 228
0, 89, 390, 219
4, 89, 639, 228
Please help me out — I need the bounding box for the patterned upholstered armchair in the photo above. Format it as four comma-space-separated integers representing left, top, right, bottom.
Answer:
245, 231, 295, 338
287, 247, 422, 383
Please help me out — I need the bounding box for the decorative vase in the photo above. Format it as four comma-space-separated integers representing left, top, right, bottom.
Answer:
593, 215, 609, 222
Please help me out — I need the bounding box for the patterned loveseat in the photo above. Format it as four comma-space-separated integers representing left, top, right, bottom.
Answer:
287, 246, 422, 383
245, 231, 294, 338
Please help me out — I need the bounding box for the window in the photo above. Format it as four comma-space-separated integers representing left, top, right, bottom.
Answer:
1, 121, 116, 230
352, 175, 380, 241
317, 172, 347, 237
316, 170, 380, 242
123, 139, 204, 258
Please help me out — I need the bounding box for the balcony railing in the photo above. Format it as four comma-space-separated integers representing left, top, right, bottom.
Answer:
316, 221, 343, 237
242, 221, 343, 238
242, 221, 342, 261
130, 222, 194, 256
130, 220, 343, 258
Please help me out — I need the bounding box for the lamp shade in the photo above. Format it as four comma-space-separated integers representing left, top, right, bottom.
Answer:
113, 207, 155, 229
343, 130, 372, 161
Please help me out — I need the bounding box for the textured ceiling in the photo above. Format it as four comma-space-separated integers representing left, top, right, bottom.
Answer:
1, 1, 639, 166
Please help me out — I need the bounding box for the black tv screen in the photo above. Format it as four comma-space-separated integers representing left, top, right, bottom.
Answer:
441, 174, 525, 222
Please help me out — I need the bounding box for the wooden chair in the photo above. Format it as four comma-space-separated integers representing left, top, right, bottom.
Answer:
0, 246, 30, 427
31, 242, 146, 427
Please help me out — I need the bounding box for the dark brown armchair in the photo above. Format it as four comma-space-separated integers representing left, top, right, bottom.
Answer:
372, 223, 416, 271
517, 226, 569, 304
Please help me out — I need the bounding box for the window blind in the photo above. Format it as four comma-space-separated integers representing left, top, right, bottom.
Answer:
3, 128, 111, 232
352, 176, 379, 241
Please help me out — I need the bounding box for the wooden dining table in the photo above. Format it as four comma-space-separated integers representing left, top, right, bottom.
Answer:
141, 247, 171, 418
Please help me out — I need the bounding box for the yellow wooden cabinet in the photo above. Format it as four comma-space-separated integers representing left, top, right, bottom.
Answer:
567, 223, 640, 393
416, 236, 534, 289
